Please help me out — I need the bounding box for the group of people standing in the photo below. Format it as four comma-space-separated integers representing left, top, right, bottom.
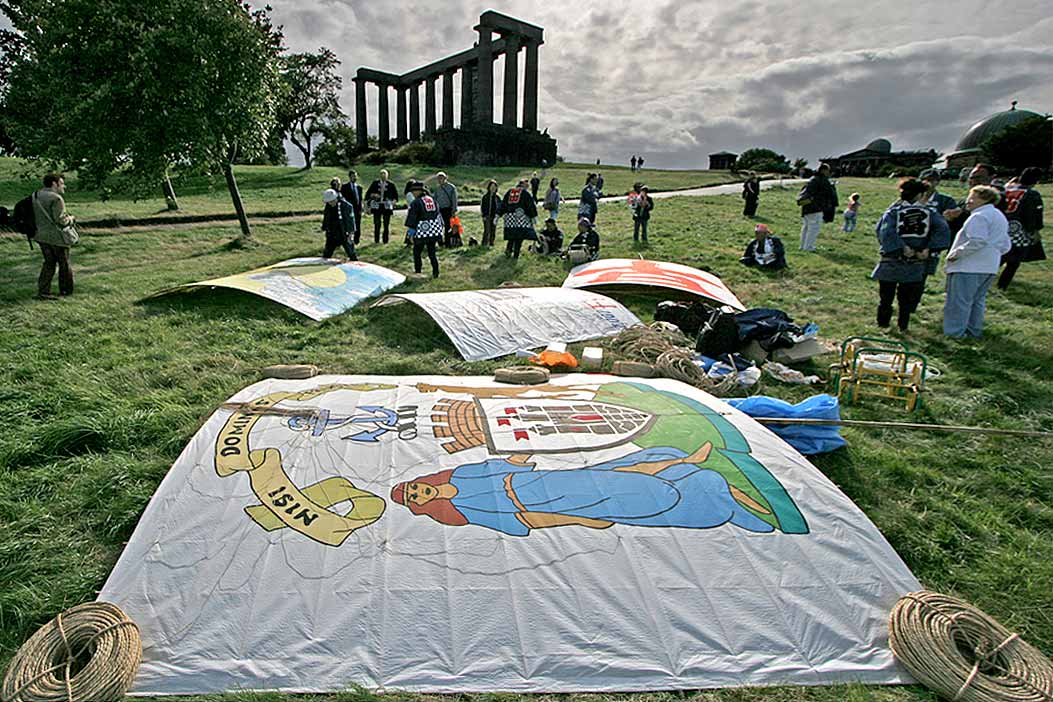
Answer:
629, 155, 646, 172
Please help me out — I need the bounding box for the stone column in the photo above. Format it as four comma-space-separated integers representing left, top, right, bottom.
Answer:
502, 34, 519, 127
476, 28, 494, 124
409, 82, 421, 141
523, 39, 539, 132
424, 75, 437, 134
377, 83, 390, 148
442, 69, 455, 129
355, 77, 368, 150
396, 86, 408, 144
460, 63, 475, 127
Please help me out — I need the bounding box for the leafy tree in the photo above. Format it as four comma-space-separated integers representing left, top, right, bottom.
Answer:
982, 115, 1052, 175
0, 0, 284, 240
276, 48, 343, 169
314, 120, 359, 167
792, 157, 808, 172
736, 148, 792, 174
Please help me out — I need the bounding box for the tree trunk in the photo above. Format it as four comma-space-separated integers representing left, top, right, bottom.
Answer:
290, 130, 310, 169
162, 172, 180, 211
224, 161, 252, 241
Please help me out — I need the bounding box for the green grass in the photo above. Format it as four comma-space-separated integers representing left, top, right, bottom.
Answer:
0, 157, 738, 223
1, 175, 1051, 702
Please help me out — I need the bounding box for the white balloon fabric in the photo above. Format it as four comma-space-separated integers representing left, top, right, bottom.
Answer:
148, 258, 406, 320
100, 375, 920, 695
372, 287, 641, 361
563, 258, 747, 310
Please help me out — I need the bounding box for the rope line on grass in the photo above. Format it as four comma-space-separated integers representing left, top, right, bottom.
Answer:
888, 591, 1053, 702
2, 602, 141, 702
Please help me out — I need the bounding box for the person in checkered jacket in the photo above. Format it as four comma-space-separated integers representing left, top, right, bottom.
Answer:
500, 178, 538, 260
404, 180, 444, 278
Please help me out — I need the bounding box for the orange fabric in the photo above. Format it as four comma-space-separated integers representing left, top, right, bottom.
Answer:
530, 350, 579, 369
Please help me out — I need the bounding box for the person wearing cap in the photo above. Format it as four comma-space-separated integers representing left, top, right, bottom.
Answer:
365, 169, 398, 244
431, 171, 459, 247
632, 185, 654, 243
320, 187, 357, 261
740, 224, 786, 270
500, 178, 539, 260
404, 180, 443, 278
568, 217, 601, 261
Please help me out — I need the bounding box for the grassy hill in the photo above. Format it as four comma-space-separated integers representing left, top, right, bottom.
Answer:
0, 158, 740, 223
1, 171, 1051, 702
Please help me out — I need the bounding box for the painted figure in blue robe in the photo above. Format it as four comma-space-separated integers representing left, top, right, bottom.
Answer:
390, 443, 777, 536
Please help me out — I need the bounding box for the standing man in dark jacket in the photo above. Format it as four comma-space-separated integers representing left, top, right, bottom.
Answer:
340, 169, 363, 245
365, 169, 398, 244
632, 186, 654, 243
32, 173, 76, 299
529, 171, 541, 201
404, 180, 444, 278
578, 173, 602, 224
797, 163, 838, 251
501, 178, 538, 260
742, 174, 760, 218
431, 171, 459, 247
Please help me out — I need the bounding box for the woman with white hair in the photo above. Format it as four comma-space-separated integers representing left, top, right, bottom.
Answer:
943, 185, 1012, 338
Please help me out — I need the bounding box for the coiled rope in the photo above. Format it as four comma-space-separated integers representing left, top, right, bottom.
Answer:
2, 602, 141, 702
606, 324, 737, 395
889, 591, 1053, 702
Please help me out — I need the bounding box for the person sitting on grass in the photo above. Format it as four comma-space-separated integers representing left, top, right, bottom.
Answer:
567, 217, 600, 262
535, 217, 564, 255
321, 187, 357, 261
739, 223, 786, 270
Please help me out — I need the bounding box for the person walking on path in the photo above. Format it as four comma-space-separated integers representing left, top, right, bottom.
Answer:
797, 163, 838, 251
632, 186, 654, 243
541, 177, 563, 221
742, 174, 760, 218
32, 173, 77, 299
501, 178, 538, 260
578, 173, 602, 224
404, 180, 444, 278
321, 187, 358, 261
480, 179, 501, 247
871, 178, 944, 332
340, 170, 364, 245
943, 185, 1011, 338
432, 171, 459, 247
997, 167, 1045, 290
365, 169, 398, 244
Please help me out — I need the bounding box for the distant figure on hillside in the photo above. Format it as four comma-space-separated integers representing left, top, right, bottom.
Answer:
843, 193, 861, 233
321, 186, 357, 261
943, 185, 1011, 338
630, 155, 637, 172
404, 180, 443, 278
632, 185, 654, 243
542, 177, 563, 220
638, 156, 645, 170
432, 171, 459, 247
998, 167, 1046, 290
480, 179, 501, 247
365, 169, 398, 244
340, 170, 363, 245
740, 223, 786, 270
501, 178, 538, 260
529, 171, 541, 201
578, 173, 602, 224
797, 162, 838, 251
32, 173, 77, 299
871, 178, 939, 332
741, 174, 760, 218
596, 172, 605, 191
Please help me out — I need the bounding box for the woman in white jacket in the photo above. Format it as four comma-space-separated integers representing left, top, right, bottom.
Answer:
943, 185, 1012, 338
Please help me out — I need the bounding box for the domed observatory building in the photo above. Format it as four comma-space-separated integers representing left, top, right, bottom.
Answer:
823, 138, 936, 176
946, 102, 1045, 170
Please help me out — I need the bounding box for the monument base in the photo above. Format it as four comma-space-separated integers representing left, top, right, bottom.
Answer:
431, 124, 558, 166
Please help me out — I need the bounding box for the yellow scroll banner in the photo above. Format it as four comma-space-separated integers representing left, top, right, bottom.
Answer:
214, 384, 392, 546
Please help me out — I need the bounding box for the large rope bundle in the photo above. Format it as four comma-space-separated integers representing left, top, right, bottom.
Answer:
889, 591, 1053, 702
606, 324, 738, 395
2, 602, 141, 702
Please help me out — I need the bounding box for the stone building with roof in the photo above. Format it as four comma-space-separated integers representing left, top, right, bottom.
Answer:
945, 102, 1046, 171
708, 151, 738, 170
823, 138, 936, 176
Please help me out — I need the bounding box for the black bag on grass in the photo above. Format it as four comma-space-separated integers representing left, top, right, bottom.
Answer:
695, 309, 740, 357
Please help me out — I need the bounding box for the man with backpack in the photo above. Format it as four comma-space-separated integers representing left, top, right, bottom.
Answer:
30, 173, 77, 299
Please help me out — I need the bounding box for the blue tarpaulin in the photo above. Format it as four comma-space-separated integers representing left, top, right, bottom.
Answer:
727, 394, 847, 454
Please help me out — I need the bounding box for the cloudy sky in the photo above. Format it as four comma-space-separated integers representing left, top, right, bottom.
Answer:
4, 2, 1051, 168
268, 0, 1052, 168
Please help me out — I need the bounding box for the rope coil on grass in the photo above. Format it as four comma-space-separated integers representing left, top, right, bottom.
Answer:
889, 591, 1053, 702
2, 602, 141, 702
